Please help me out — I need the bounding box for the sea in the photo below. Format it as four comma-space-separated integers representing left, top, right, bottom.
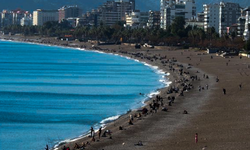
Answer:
0, 40, 168, 150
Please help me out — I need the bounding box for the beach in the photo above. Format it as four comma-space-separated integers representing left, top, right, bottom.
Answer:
2, 35, 250, 150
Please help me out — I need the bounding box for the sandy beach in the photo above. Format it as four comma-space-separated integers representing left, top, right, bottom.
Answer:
2, 35, 250, 150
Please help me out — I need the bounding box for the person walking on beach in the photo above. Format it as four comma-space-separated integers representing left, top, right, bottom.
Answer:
90, 127, 94, 137
216, 76, 219, 82
223, 88, 226, 95
195, 133, 198, 143
98, 127, 102, 139
239, 84, 242, 90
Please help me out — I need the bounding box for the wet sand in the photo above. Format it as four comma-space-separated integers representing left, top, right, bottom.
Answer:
2, 36, 250, 150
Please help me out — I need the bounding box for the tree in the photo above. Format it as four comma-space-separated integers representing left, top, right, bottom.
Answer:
171, 16, 186, 37
244, 39, 250, 51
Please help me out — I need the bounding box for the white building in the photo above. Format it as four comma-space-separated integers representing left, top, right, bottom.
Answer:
125, 10, 148, 28
126, 11, 140, 27
219, 2, 241, 36
21, 16, 32, 26
243, 7, 250, 40
203, 3, 220, 33
160, 0, 196, 29
33, 9, 59, 26
1, 10, 12, 27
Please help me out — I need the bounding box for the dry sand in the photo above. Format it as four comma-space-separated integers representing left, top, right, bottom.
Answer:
2, 36, 250, 150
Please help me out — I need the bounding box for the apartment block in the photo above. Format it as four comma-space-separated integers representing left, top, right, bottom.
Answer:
98, 0, 135, 26
1, 10, 12, 27
237, 14, 246, 38
203, 3, 220, 32
160, 0, 196, 29
125, 10, 148, 28
219, 2, 241, 36
147, 10, 160, 28
33, 9, 59, 26
20, 16, 33, 26
12, 9, 28, 25
81, 10, 99, 27
243, 7, 250, 40
58, 6, 82, 22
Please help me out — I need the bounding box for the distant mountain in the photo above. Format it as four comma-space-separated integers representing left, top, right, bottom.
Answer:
0, 0, 250, 13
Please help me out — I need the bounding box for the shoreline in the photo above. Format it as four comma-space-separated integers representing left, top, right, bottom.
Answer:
0, 35, 225, 150
3, 35, 250, 150
0, 36, 174, 149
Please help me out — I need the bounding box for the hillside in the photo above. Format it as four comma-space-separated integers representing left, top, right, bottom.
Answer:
0, 0, 249, 13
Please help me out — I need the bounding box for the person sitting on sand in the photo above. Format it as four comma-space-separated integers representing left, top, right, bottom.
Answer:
92, 136, 96, 142
142, 108, 148, 115
216, 77, 219, 82
183, 110, 188, 114
81, 142, 86, 148
162, 107, 168, 112
74, 143, 80, 149
134, 141, 143, 146
128, 119, 133, 125
137, 113, 142, 118
62, 146, 70, 150
130, 114, 134, 121
102, 130, 107, 137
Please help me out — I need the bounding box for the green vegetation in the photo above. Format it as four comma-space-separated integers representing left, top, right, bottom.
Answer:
1, 16, 245, 50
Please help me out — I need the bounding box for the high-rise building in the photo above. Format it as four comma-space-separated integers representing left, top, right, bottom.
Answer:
33, 9, 59, 26
98, 0, 135, 26
1, 10, 12, 27
243, 7, 250, 40
81, 10, 99, 27
0, 9, 30, 27
125, 10, 148, 28
237, 10, 246, 38
21, 16, 33, 26
0, 13, 2, 27
219, 2, 241, 36
203, 3, 220, 33
125, 10, 141, 28
147, 10, 160, 28
160, 0, 196, 29
12, 9, 30, 25
58, 6, 82, 22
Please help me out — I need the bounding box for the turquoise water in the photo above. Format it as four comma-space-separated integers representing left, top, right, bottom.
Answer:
0, 41, 166, 150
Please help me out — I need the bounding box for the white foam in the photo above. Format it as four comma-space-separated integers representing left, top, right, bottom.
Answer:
148, 91, 161, 98
100, 115, 120, 124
